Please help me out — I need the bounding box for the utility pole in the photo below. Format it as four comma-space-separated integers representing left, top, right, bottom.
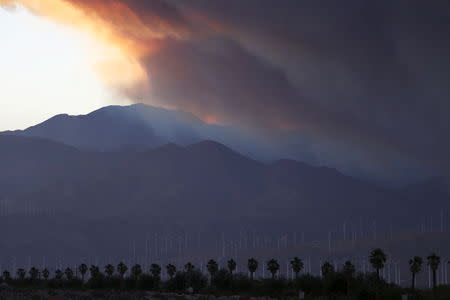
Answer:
373, 220, 377, 241
343, 222, 346, 241
360, 216, 363, 237
328, 231, 332, 253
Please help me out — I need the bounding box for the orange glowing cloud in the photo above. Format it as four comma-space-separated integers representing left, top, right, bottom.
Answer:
0, 0, 189, 93
276, 121, 300, 131
203, 114, 222, 125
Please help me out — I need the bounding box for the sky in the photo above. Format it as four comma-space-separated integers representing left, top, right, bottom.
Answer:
0, 0, 449, 183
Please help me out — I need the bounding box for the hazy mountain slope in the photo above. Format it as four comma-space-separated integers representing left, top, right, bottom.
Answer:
1, 135, 445, 233
1, 104, 268, 156
2, 104, 186, 150
0, 135, 82, 196
0, 134, 449, 268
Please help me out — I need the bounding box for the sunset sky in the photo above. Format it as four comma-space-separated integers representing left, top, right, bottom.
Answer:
1, 0, 449, 181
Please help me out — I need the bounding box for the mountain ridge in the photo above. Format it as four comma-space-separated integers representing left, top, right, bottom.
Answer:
0, 127, 449, 263
0, 132, 446, 221
0, 104, 297, 171
1, 103, 228, 151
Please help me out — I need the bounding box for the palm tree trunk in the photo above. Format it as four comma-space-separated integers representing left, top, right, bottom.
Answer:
377, 268, 380, 279
346, 278, 351, 296
432, 269, 437, 290
250, 272, 254, 280
411, 272, 415, 290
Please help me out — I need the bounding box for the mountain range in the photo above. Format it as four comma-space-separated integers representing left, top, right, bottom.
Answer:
0, 104, 448, 265
2, 103, 272, 157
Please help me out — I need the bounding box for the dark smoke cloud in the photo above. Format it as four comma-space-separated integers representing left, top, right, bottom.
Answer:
71, 0, 450, 182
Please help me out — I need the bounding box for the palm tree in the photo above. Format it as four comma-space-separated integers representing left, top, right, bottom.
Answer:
65, 267, 74, 280
427, 253, 441, 292
78, 264, 88, 282
227, 259, 237, 275
117, 262, 128, 279
89, 265, 100, 278
166, 264, 177, 279
54, 269, 63, 280
150, 264, 162, 281
408, 256, 423, 291
369, 248, 387, 279
42, 268, 50, 281
267, 259, 280, 279
248, 258, 258, 280
131, 264, 142, 279
321, 261, 335, 278
343, 261, 356, 279
29, 267, 39, 281
17, 268, 26, 280
184, 262, 195, 273
105, 264, 115, 278
342, 260, 355, 295
2, 270, 11, 281
207, 259, 219, 281
290, 257, 304, 279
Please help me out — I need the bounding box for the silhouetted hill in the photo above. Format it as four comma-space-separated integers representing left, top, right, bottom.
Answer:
0, 134, 446, 228
2, 104, 190, 150
0, 135, 81, 193
0, 134, 449, 268
398, 176, 450, 221
1, 104, 265, 154
0, 134, 79, 159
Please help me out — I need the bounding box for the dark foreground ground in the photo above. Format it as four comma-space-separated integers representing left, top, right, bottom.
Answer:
0, 287, 447, 300
0, 288, 271, 300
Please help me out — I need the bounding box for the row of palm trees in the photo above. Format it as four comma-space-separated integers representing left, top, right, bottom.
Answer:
2, 262, 164, 282
368, 249, 445, 292
408, 253, 442, 291
2, 258, 294, 283
1, 249, 447, 291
